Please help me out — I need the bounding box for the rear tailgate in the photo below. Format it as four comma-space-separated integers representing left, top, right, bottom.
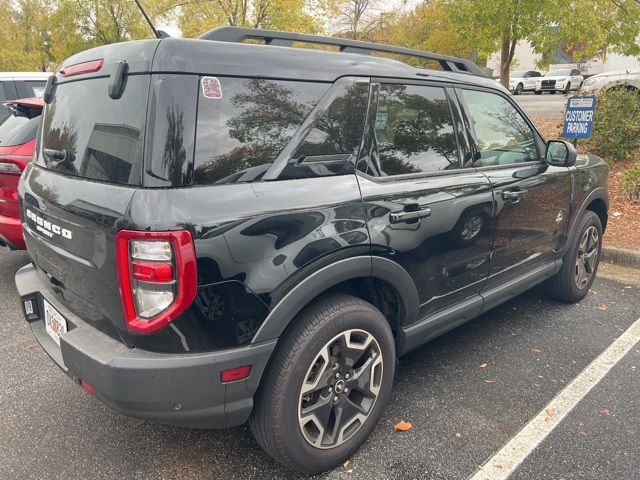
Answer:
20, 42, 158, 339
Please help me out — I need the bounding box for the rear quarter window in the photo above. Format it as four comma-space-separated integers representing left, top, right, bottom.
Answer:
193, 77, 329, 185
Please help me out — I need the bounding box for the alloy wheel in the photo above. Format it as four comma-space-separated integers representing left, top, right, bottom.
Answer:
574, 226, 599, 289
298, 329, 383, 449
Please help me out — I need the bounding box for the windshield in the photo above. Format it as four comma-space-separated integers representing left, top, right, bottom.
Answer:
546, 69, 571, 77
39, 76, 149, 185
511, 71, 525, 78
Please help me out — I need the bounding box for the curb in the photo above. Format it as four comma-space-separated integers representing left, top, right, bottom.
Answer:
601, 246, 640, 269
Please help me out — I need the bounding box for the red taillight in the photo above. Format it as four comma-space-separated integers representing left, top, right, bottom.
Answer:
115, 230, 197, 334
60, 59, 104, 78
220, 365, 252, 383
0, 155, 29, 175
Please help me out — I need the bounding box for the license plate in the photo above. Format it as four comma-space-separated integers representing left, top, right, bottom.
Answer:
44, 299, 67, 345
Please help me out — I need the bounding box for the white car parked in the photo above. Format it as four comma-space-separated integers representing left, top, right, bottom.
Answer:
509, 70, 542, 95
581, 68, 640, 93
535, 68, 584, 95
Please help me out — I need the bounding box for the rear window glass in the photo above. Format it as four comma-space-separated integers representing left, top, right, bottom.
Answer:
193, 77, 329, 185
0, 108, 41, 147
40, 76, 149, 185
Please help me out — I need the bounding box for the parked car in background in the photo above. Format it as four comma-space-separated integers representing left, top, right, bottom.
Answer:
581, 68, 640, 93
0, 72, 50, 124
509, 70, 542, 94
535, 68, 584, 94
0, 98, 43, 250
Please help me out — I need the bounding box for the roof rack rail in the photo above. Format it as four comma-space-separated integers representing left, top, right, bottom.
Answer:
199, 27, 487, 78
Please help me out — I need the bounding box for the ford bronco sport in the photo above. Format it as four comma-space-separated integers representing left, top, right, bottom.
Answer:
15, 28, 608, 474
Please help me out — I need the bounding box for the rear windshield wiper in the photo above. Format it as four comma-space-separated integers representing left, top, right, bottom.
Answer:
43, 148, 75, 168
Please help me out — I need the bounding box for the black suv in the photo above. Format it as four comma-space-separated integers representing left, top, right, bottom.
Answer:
15, 28, 608, 474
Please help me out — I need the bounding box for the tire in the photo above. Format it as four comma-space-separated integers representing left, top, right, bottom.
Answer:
250, 294, 395, 474
515, 83, 524, 95
564, 82, 571, 94
545, 211, 602, 303
535, 90, 542, 95
550, 90, 557, 95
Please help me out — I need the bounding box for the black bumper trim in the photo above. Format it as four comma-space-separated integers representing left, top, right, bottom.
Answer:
15, 263, 276, 429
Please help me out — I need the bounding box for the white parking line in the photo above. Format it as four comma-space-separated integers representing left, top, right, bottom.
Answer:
469, 316, 640, 480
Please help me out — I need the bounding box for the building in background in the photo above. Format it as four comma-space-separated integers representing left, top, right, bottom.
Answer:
486, 39, 640, 77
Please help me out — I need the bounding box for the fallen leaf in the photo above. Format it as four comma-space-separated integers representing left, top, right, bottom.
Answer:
590, 290, 598, 295
494, 464, 503, 469
531, 346, 542, 353
479, 363, 488, 368
597, 304, 607, 311
343, 460, 351, 469
599, 408, 611, 416
576, 420, 584, 428
546, 408, 553, 417
596, 322, 604, 327
26, 343, 38, 350
394, 420, 412, 432
612, 211, 622, 217
580, 431, 588, 436
485, 379, 495, 384
347, 469, 353, 474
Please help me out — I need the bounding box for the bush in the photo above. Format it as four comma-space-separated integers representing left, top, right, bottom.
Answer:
621, 163, 640, 202
588, 88, 640, 163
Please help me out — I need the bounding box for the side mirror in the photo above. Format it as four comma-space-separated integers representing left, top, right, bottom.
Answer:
546, 140, 577, 167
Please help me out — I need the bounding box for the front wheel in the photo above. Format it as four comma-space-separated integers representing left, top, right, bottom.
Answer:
564, 82, 571, 94
250, 294, 395, 474
545, 211, 602, 302
515, 83, 524, 95
535, 90, 543, 95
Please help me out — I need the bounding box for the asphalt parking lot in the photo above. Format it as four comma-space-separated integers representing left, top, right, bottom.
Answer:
2, 248, 639, 480
514, 93, 567, 118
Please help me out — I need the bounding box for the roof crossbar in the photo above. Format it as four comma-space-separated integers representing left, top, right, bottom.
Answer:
199, 27, 487, 77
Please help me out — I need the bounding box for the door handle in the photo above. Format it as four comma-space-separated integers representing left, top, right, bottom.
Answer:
389, 206, 432, 224
501, 189, 528, 202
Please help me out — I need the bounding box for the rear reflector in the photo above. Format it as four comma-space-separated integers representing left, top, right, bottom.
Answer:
116, 230, 197, 334
220, 365, 252, 383
80, 380, 96, 395
60, 59, 104, 78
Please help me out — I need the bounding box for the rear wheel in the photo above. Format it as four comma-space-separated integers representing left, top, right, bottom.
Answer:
545, 211, 602, 302
515, 83, 524, 95
250, 294, 395, 474
550, 90, 557, 95
535, 90, 543, 95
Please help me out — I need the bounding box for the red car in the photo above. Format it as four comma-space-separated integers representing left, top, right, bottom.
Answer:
0, 98, 43, 250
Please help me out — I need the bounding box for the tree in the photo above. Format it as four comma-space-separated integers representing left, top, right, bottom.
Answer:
369, 2, 482, 62
327, 0, 385, 39
50, 0, 157, 63
155, 0, 320, 38
0, 0, 54, 71
439, 0, 640, 88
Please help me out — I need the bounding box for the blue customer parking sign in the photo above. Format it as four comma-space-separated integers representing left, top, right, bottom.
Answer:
563, 96, 597, 139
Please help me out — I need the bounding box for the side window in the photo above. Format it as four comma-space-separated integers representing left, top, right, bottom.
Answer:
459, 89, 538, 167
369, 84, 459, 176
571, 69, 581, 76
193, 78, 329, 185
280, 82, 368, 179
0, 82, 6, 101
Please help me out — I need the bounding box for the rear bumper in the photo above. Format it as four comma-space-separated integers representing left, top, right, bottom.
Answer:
0, 214, 25, 250
15, 263, 276, 429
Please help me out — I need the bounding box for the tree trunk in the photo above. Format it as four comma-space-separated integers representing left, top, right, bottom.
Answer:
499, 34, 517, 89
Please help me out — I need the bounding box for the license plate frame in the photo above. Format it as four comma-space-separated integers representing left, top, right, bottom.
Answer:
44, 299, 68, 346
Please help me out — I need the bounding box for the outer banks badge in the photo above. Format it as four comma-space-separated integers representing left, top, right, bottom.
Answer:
201, 76, 223, 99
